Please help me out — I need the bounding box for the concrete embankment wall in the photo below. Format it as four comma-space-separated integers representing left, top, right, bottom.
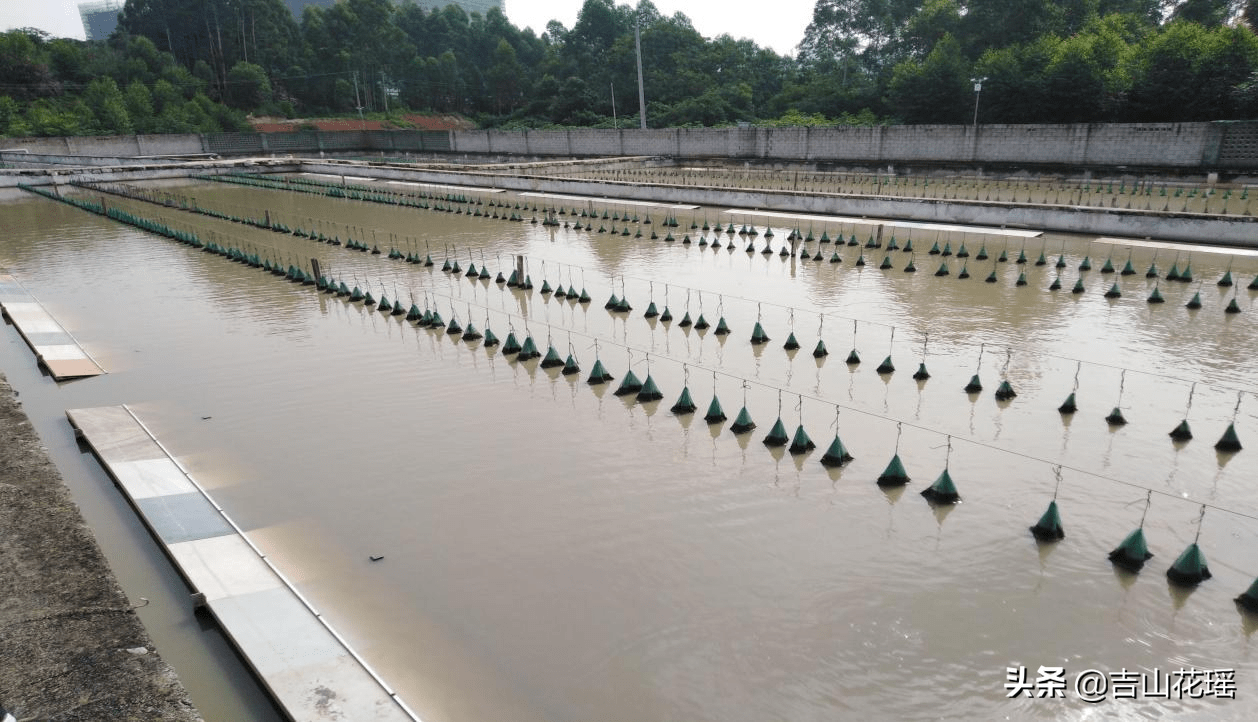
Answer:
448, 122, 1258, 172
0, 134, 204, 157
3, 121, 1257, 172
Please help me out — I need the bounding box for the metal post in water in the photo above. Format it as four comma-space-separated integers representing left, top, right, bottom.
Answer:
516, 255, 526, 283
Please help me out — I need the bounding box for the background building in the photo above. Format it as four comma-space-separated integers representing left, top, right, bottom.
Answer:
78, 0, 123, 41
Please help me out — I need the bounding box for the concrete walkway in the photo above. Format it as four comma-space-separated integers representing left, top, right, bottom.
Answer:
0, 374, 200, 721
66, 405, 419, 722
0, 275, 103, 380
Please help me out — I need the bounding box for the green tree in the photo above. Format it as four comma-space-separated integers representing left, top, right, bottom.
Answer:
903, 0, 961, 57
225, 60, 271, 109
551, 75, 597, 124
799, 0, 923, 68
0, 30, 58, 100
124, 81, 155, 132
971, 38, 1054, 123
84, 77, 133, 133
151, 78, 180, 113
120, 0, 300, 94
1041, 22, 1129, 122
1125, 21, 1258, 120
487, 39, 523, 114
886, 33, 971, 123
1171, 0, 1234, 25
0, 96, 31, 135
434, 50, 464, 111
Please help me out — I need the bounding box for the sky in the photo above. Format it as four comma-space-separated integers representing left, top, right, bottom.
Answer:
2, 0, 816, 57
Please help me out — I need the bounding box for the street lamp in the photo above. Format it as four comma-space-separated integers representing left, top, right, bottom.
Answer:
971, 77, 987, 130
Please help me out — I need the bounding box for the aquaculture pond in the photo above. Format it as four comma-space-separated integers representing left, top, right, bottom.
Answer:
2, 174, 1256, 721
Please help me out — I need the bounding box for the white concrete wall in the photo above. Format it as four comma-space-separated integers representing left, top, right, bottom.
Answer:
0, 121, 1245, 170
444, 122, 1233, 169
526, 131, 570, 155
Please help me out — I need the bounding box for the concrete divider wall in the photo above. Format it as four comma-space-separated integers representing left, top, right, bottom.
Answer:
623, 129, 679, 156
318, 132, 363, 150
678, 128, 729, 157
569, 129, 617, 155
765, 127, 809, 161
441, 122, 1246, 170
134, 134, 203, 156
729, 128, 760, 156
882, 125, 972, 162
810, 126, 883, 162
2, 121, 1254, 169
263, 131, 318, 152
526, 130, 571, 155
455, 130, 491, 153
973, 125, 1083, 165
485, 131, 530, 154
0, 136, 75, 154
365, 130, 397, 150
1083, 123, 1212, 166
65, 135, 142, 156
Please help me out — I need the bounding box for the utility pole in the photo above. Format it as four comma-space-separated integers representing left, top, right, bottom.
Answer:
969, 76, 986, 162
970, 77, 986, 131
380, 70, 388, 113
635, 20, 647, 129
611, 82, 617, 129
352, 71, 365, 130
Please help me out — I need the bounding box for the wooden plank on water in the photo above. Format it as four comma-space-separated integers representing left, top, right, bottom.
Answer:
65, 405, 420, 722
0, 274, 104, 380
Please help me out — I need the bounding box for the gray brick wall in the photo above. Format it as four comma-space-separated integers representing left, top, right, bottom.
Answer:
440, 122, 1249, 169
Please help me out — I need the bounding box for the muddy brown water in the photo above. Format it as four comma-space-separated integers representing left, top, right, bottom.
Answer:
2, 177, 1257, 721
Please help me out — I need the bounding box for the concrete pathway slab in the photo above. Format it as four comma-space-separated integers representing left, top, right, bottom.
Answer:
65, 405, 418, 722
0, 275, 103, 380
